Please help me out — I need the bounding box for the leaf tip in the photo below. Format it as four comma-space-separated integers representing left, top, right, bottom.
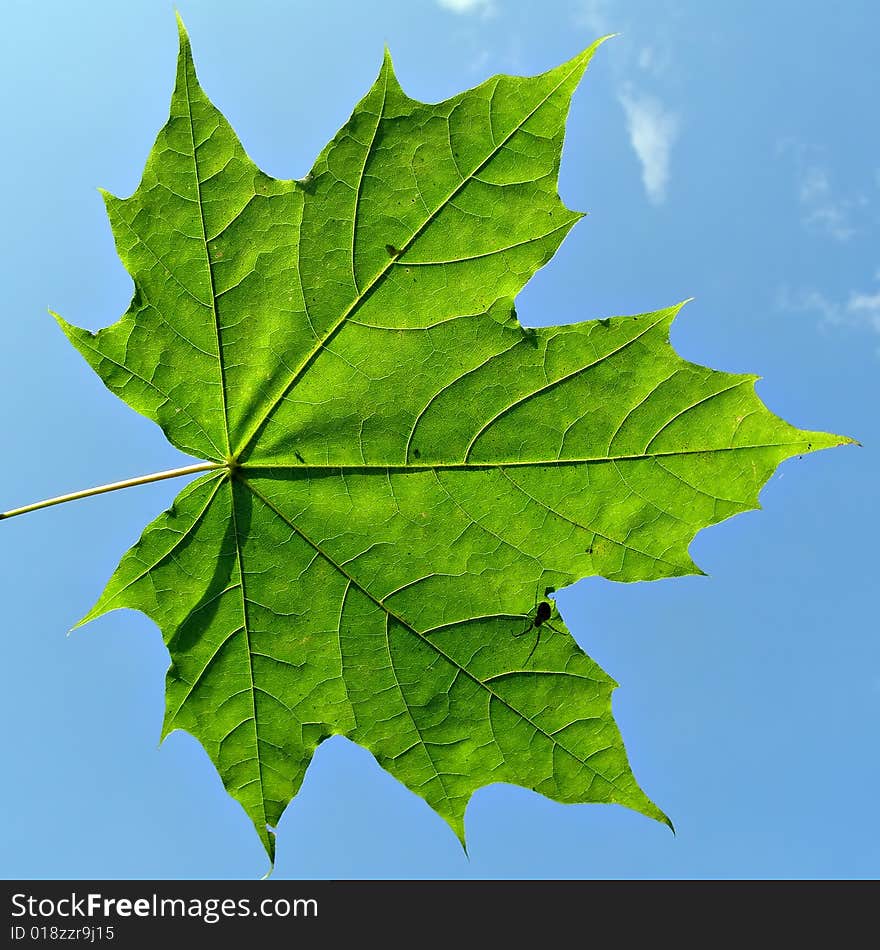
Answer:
438, 805, 469, 855
48, 308, 70, 331
638, 792, 675, 833
260, 832, 277, 879
68, 603, 103, 635
551, 32, 614, 91
670, 296, 695, 317
574, 32, 619, 70
658, 297, 695, 331
379, 45, 404, 97
50, 309, 92, 345
627, 789, 674, 833
797, 429, 859, 455
159, 717, 176, 745
174, 10, 189, 44
96, 187, 120, 212
261, 826, 277, 870
174, 10, 195, 78
454, 824, 470, 859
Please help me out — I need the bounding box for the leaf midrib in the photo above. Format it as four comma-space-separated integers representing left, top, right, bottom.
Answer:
182, 41, 233, 459
227, 477, 270, 839
234, 440, 821, 473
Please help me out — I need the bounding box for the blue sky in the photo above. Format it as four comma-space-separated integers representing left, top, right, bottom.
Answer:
0, 0, 876, 879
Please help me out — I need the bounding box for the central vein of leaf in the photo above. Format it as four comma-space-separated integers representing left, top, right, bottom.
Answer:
183, 43, 232, 458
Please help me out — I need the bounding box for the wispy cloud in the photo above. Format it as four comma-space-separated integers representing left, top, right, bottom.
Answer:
618, 89, 679, 205
777, 160, 879, 351
573, 0, 680, 205
436, 0, 495, 15
846, 289, 880, 332
779, 279, 880, 344
798, 165, 859, 241
779, 142, 867, 242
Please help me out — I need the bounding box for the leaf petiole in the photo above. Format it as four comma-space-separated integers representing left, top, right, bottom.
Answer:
0, 461, 224, 521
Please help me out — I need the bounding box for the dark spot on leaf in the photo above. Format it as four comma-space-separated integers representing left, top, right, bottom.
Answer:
598, 318, 611, 328
386, 244, 401, 257
413, 448, 421, 458
294, 450, 305, 464
520, 326, 538, 347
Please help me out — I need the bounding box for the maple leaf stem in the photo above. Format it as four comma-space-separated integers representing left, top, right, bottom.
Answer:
0, 461, 224, 522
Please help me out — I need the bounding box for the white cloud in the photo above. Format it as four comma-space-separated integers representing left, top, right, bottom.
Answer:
436, 0, 495, 15
777, 141, 870, 241
574, 2, 680, 205
798, 165, 858, 242
618, 89, 679, 204
779, 280, 880, 341
848, 291, 880, 332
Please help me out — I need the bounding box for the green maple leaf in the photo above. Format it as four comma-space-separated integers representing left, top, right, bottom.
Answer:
8, 19, 849, 866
